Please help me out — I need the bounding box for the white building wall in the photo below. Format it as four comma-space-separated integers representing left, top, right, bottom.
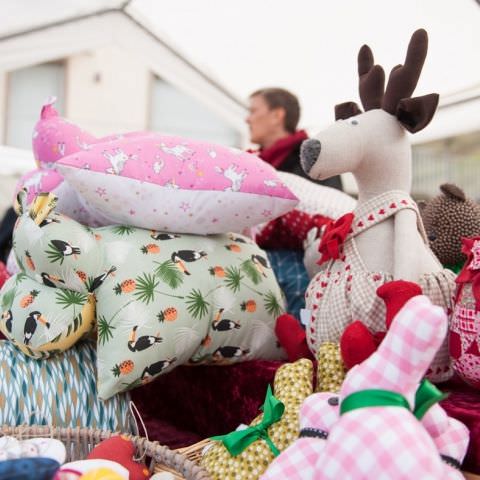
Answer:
66, 45, 150, 137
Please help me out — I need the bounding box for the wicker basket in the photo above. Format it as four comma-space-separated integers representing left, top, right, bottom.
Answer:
0, 425, 211, 480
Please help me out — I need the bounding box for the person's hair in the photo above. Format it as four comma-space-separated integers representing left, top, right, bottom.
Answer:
250, 87, 300, 133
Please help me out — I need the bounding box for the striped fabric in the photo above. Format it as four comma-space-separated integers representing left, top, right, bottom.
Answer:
0, 340, 131, 432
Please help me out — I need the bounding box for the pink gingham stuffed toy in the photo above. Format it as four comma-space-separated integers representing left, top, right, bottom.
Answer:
262, 396, 468, 480
263, 295, 469, 479
261, 392, 339, 480
317, 295, 465, 479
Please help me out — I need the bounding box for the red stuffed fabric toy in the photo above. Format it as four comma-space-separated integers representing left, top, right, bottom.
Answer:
275, 313, 314, 362
87, 435, 149, 480
340, 280, 422, 369
0, 261, 9, 289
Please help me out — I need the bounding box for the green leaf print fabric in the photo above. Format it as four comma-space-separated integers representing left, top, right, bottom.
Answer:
0, 192, 286, 399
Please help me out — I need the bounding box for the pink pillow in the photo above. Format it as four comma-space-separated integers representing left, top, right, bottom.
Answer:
56, 134, 299, 234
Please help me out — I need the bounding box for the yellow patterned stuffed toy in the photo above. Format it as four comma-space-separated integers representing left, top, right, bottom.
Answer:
316, 342, 346, 393
201, 358, 313, 480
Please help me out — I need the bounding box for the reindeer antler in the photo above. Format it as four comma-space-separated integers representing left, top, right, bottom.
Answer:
382, 29, 429, 114
333, 28, 438, 132
358, 45, 385, 111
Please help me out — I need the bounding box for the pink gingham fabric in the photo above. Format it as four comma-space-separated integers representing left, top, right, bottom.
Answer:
305, 191, 456, 383
315, 296, 463, 479
422, 405, 470, 465
262, 296, 468, 479
261, 392, 338, 480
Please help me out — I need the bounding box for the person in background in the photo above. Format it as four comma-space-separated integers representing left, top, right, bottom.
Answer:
246, 87, 343, 190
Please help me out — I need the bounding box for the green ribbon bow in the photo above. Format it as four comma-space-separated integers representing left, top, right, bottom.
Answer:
413, 379, 448, 419
340, 379, 447, 419
211, 385, 285, 457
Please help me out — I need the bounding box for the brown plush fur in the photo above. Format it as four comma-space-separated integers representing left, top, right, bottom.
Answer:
420, 184, 480, 267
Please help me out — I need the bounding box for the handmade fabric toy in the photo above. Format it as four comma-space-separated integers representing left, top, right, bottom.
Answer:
201, 359, 313, 480
87, 436, 149, 480
340, 280, 422, 370
56, 459, 129, 479
264, 295, 469, 479
16, 97, 110, 226
260, 391, 339, 480
420, 184, 480, 272
0, 457, 60, 480
316, 296, 465, 478
0, 191, 285, 399
262, 390, 469, 479
300, 29, 455, 382
79, 468, 125, 480
0, 436, 66, 464
450, 236, 480, 388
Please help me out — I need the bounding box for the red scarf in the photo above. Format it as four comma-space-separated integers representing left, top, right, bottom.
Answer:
250, 130, 308, 169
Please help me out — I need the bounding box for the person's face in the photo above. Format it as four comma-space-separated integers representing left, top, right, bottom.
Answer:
246, 95, 283, 146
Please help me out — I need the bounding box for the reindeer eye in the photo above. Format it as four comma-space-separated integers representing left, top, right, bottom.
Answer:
349, 119, 359, 125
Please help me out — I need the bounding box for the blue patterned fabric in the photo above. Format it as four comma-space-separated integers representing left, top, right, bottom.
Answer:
0, 340, 131, 432
266, 249, 309, 320
0, 458, 59, 480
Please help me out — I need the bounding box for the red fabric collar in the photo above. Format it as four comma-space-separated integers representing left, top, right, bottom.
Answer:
317, 213, 355, 265
251, 130, 308, 169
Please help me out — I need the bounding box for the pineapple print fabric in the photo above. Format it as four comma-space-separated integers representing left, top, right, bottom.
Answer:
0, 340, 131, 431
0, 192, 286, 399
201, 359, 313, 480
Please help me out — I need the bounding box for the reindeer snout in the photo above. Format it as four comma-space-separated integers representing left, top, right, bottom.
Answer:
300, 139, 322, 175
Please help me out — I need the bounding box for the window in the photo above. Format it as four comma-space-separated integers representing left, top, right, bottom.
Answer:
6, 61, 65, 149
150, 77, 240, 147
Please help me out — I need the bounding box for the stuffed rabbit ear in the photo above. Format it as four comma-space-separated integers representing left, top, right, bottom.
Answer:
341, 295, 447, 402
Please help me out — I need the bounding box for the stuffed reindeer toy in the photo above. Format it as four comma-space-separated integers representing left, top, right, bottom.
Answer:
300, 29, 456, 382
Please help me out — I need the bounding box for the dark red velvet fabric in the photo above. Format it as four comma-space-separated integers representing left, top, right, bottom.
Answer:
130, 360, 282, 448
131, 362, 480, 474
440, 375, 480, 474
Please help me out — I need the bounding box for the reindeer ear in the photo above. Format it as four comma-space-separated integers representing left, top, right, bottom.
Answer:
395, 93, 439, 133
335, 102, 362, 121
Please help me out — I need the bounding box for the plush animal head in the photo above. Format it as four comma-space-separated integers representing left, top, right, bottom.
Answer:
301, 29, 439, 200
420, 183, 480, 267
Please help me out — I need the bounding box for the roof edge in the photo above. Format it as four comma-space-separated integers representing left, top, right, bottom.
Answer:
0, 3, 246, 109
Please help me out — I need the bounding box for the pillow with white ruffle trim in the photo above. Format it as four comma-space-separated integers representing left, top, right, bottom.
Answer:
55, 135, 299, 234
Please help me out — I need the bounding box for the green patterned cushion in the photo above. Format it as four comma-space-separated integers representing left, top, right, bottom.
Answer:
1, 191, 286, 400
0, 340, 131, 431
